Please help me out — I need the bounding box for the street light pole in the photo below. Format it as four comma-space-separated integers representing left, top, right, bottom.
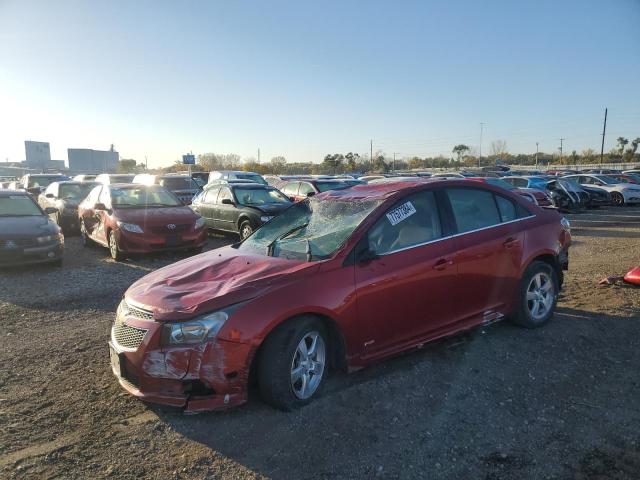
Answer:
535, 142, 539, 166
478, 122, 484, 168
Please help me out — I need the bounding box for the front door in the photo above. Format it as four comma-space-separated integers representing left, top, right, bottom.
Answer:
353, 190, 459, 360
214, 187, 237, 232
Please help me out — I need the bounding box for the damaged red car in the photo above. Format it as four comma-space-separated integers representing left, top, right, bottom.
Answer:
109, 179, 571, 412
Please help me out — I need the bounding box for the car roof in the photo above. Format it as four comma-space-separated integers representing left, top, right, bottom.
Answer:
316, 177, 455, 201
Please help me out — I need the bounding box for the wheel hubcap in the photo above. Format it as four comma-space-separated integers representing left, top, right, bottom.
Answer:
526, 272, 554, 320
242, 226, 252, 239
110, 235, 117, 257
290, 332, 325, 399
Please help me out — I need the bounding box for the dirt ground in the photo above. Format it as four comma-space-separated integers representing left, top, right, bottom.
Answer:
1, 206, 639, 479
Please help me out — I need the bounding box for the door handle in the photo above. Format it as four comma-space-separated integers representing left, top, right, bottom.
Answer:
433, 258, 453, 271
503, 237, 519, 248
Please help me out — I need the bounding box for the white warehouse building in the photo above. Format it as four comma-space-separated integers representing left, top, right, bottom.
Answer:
67, 148, 119, 173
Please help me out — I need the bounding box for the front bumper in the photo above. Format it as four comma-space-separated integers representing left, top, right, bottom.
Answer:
109, 315, 254, 412
116, 227, 207, 254
622, 193, 640, 203
0, 241, 63, 267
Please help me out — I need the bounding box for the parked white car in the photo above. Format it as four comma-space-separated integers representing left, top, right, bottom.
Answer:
563, 174, 640, 206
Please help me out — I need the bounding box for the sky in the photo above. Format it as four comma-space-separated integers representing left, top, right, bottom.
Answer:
1, 0, 639, 168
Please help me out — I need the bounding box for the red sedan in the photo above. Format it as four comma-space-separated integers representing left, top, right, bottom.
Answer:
468, 177, 553, 207
78, 184, 207, 260
109, 179, 571, 412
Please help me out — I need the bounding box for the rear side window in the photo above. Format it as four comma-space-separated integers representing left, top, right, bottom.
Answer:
495, 195, 517, 222
446, 188, 501, 233
368, 191, 443, 255
282, 182, 299, 195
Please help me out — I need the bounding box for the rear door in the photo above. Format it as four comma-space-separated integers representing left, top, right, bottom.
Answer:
80, 185, 102, 236
444, 187, 527, 324
92, 187, 112, 244
354, 189, 459, 359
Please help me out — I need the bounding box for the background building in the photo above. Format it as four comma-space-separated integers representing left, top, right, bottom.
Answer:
67, 147, 119, 173
24, 141, 65, 171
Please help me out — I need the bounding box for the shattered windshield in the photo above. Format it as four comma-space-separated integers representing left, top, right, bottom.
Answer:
239, 197, 382, 261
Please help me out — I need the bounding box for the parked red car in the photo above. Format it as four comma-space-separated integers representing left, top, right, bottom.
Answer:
109, 179, 571, 412
78, 184, 207, 260
468, 177, 553, 207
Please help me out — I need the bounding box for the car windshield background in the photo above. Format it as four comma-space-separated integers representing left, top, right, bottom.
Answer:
110, 175, 135, 183
446, 188, 502, 233
486, 178, 515, 190
111, 187, 182, 208
236, 174, 267, 185
368, 191, 443, 255
59, 184, 95, 199
593, 175, 618, 185
240, 197, 382, 260
161, 177, 198, 190
0, 196, 43, 216
29, 177, 64, 188
234, 187, 290, 205
315, 181, 349, 193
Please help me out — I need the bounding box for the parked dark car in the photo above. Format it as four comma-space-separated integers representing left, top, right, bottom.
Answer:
78, 184, 207, 260
0, 190, 64, 267
38, 181, 98, 232
546, 178, 589, 211
190, 182, 292, 239
280, 179, 350, 201
109, 179, 571, 412
18, 174, 70, 196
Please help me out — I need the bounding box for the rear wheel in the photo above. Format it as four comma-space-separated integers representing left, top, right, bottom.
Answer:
258, 317, 328, 411
509, 261, 558, 329
109, 231, 125, 261
611, 192, 624, 206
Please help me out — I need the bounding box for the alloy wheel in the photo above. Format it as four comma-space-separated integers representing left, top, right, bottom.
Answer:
526, 272, 554, 320
109, 233, 118, 259
240, 224, 253, 240
290, 331, 326, 400
612, 192, 624, 206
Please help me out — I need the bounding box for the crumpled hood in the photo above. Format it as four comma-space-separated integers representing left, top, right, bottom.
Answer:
0, 215, 58, 238
115, 206, 199, 226
125, 246, 319, 320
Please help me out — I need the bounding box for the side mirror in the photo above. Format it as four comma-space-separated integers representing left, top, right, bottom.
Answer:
94, 202, 107, 211
357, 248, 379, 264
44, 207, 57, 215
221, 198, 234, 205
306, 192, 316, 197
45, 193, 55, 198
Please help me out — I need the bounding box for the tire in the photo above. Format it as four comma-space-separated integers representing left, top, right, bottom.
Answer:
258, 316, 328, 411
611, 192, 624, 206
509, 261, 559, 329
108, 231, 125, 261
239, 220, 253, 240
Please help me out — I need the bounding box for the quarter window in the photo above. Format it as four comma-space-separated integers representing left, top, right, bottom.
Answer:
446, 188, 501, 233
298, 183, 315, 196
368, 191, 443, 255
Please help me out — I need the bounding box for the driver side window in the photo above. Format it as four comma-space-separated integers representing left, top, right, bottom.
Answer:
367, 191, 443, 255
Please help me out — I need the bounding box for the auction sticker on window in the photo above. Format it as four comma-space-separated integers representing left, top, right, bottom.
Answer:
386, 201, 417, 226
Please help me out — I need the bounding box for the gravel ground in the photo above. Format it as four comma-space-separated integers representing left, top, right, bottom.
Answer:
1, 207, 639, 479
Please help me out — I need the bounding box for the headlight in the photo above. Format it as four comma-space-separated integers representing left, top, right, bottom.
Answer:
36, 234, 62, 244
560, 217, 571, 232
260, 215, 274, 223
117, 221, 143, 233
161, 311, 229, 345
194, 217, 205, 229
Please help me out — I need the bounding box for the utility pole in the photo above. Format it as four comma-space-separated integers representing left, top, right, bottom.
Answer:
600, 107, 608, 164
258, 148, 260, 164
393, 153, 399, 173
535, 142, 539, 166
478, 122, 484, 168
559, 138, 564, 164
370, 139, 373, 163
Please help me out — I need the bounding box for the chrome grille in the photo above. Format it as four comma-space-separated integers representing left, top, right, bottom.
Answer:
125, 301, 154, 321
0, 238, 39, 248
113, 315, 148, 350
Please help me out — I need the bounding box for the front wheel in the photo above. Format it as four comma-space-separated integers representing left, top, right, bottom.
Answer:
239, 220, 253, 240
109, 231, 125, 261
509, 261, 558, 329
611, 192, 625, 206
258, 317, 328, 411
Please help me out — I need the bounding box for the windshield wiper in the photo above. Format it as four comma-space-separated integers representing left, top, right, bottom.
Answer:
265, 222, 309, 257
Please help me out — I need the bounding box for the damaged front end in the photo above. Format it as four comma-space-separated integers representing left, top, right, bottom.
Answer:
109, 299, 255, 413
